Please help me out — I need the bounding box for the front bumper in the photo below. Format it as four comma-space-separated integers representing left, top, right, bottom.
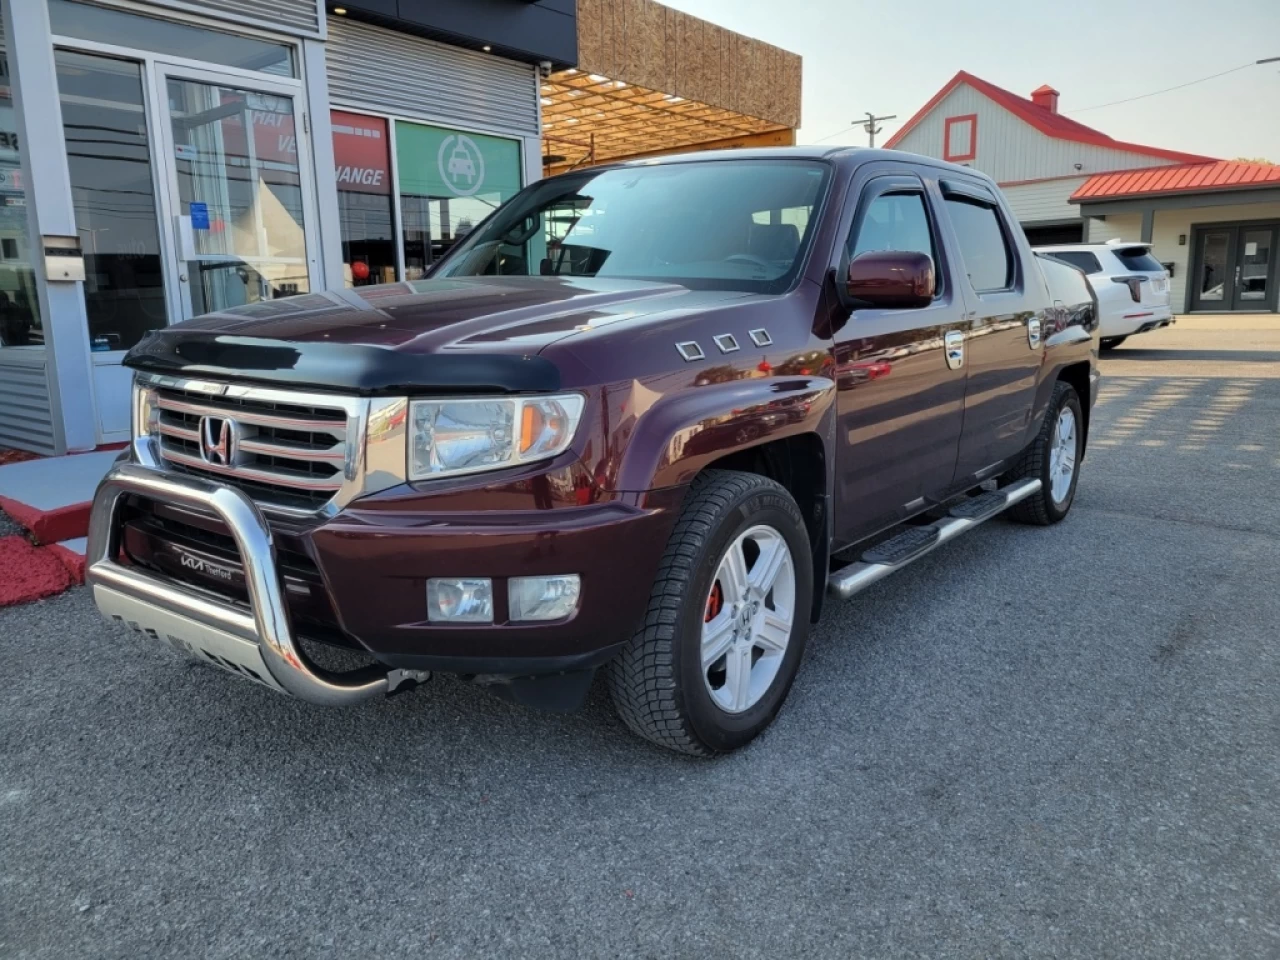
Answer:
88, 451, 679, 704
87, 461, 420, 703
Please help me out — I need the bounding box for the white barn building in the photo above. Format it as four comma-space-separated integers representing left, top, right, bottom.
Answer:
887, 72, 1280, 315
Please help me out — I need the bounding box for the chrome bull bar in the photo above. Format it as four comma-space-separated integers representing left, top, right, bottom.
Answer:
86, 455, 425, 704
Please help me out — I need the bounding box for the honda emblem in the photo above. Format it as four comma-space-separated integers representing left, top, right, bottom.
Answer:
199, 416, 238, 466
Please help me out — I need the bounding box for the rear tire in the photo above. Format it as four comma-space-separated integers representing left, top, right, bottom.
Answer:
1004, 381, 1083, 526
1100, 336, 1127, 350
606, 470, 813, 756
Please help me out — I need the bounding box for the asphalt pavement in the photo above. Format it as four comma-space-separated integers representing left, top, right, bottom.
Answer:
3, 316, 1279, 959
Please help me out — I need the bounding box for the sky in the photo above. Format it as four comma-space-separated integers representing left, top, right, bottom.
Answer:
659, 0, 1280, 162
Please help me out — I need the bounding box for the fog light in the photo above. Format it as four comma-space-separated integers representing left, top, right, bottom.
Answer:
426, 578, 493, 623
509, 575, 580, 622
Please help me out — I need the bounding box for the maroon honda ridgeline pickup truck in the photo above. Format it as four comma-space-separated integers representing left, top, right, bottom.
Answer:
87, 147, 1098, 755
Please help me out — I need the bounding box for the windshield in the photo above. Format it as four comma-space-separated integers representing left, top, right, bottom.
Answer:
431, 160, 830, 294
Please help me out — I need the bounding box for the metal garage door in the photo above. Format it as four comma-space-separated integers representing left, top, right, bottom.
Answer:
325, 17, 539, 139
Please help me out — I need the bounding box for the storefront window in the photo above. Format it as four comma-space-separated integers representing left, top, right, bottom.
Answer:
0, 18, 43, 349
332, 111, 395, 286
395, 121, 522, 279
48, 0, 295, 78
56, 50, 169, 352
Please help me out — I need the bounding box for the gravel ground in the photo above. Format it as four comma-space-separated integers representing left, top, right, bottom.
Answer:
3, 317, 1279, 959
0, 508, 24, 538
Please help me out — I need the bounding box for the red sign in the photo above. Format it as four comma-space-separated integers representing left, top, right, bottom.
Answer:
331, 111, 391, 196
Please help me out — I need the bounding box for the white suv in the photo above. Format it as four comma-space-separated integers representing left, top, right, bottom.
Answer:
1035, 240, 1173, 350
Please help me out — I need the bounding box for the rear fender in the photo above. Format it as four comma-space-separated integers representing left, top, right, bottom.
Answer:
613, 376, 837, 492
1026, 323, 1094, 452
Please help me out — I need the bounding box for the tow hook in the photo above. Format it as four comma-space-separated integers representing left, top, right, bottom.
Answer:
385, 669, 432, 697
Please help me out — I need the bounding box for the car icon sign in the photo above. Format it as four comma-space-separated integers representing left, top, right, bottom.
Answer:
447, 145, 475, 184
437, 134, 486, 197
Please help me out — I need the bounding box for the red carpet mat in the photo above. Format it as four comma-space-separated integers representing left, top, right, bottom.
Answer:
0, 535, 74, 607
0, 448, 42, 467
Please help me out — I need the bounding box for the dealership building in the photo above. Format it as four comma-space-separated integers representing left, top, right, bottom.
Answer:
0, 0, 800, 456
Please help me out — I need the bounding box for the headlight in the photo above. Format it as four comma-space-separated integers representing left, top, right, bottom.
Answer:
408, 393, 584, 480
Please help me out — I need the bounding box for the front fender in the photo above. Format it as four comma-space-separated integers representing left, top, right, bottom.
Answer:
613, 376, 837, 492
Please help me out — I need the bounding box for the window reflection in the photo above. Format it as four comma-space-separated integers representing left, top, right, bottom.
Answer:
169, 79, 308, 313
0, 26, 43, 348
56, 50, 169, 352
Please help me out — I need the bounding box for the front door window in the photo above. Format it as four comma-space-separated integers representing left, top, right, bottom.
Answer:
55, 50, 169, 352
167, 78, 309, 314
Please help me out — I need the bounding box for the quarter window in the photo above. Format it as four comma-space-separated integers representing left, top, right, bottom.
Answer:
944, 197, 1013, 292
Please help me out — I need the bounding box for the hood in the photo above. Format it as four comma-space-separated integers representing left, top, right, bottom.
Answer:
124, 277, 749, 395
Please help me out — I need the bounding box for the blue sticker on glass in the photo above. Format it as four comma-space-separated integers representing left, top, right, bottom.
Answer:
190, 202, 209, 230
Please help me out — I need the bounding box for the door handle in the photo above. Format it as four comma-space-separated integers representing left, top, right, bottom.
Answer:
1028, 317, 1043, 349
944, 330, 964, 370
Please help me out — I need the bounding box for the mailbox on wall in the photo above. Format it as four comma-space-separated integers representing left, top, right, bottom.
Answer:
42, 235, 85, 283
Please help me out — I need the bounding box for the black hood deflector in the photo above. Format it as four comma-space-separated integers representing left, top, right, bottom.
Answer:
124, 332, 560, 395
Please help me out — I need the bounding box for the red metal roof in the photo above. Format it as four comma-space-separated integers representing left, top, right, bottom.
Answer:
885, 71, 1215, 165
1071, 160, 1280, 201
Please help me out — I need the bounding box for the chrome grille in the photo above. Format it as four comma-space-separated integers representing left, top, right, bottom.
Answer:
152, 384, 355, 514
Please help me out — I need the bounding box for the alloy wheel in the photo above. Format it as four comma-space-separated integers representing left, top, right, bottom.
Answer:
700, 524, 796, 714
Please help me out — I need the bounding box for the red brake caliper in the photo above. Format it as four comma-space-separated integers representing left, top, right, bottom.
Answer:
705, 581, 724, 623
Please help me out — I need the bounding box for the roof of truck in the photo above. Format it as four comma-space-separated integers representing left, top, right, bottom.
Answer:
612, 145, 989, 177
619, 145, 863, 163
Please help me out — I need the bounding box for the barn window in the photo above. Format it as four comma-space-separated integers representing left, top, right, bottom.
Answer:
943, 114, 977, 163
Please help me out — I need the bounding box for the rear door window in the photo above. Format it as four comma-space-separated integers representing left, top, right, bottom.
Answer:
1045, 251, 1102, 275
943, 196, 1013, 292
1112, 247, 1165, 273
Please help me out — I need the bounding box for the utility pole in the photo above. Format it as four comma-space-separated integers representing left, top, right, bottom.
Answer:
858, 111, 897, 148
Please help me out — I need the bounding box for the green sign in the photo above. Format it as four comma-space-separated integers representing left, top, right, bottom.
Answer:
395, 120, 522, 200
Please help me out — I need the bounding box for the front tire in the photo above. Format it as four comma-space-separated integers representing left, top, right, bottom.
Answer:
1004, 381, 1083, 525
606, 470, 813, 756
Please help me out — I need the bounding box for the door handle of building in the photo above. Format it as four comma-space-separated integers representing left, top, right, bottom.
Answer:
944, 330, 965, 370
179, 273, 188, 282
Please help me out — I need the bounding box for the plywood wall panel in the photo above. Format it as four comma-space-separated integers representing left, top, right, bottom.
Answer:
574, 0, 800, 128
576, 0, 603, 74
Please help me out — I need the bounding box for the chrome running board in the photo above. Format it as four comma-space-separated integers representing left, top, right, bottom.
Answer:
826, 478, 1042, 601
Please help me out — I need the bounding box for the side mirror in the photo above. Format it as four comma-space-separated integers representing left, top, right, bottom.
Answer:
846, 251, 935, 309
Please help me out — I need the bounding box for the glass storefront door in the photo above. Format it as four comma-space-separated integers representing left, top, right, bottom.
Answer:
1192, 223, 1279, 312
47, 2, 316, 441
160, 68, 314, 316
